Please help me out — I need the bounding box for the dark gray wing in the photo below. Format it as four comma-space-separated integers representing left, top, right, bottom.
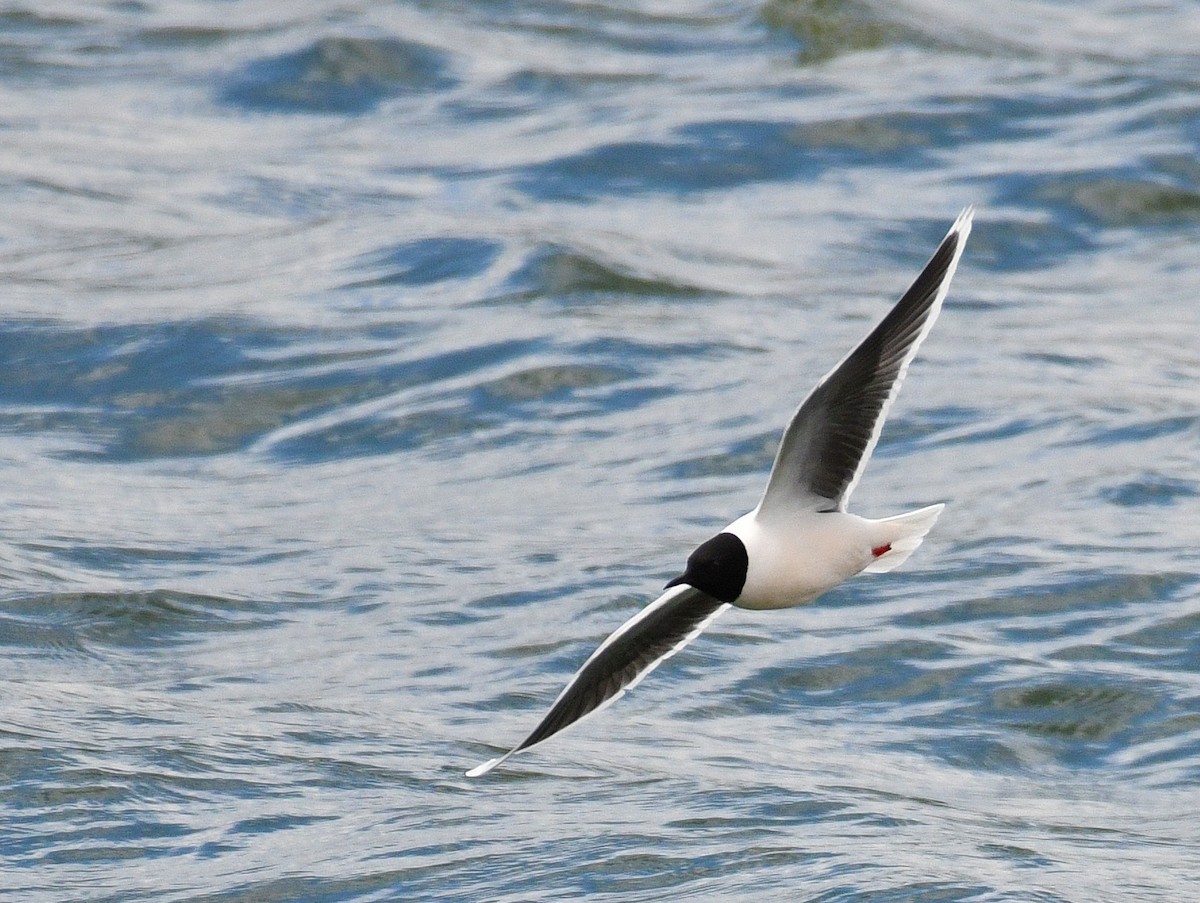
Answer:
758, 207, 973, 518
467, 584, 728, 776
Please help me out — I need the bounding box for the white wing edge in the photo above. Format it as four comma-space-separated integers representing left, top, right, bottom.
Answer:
833, 205, 974, 509
466, 585, 731, 777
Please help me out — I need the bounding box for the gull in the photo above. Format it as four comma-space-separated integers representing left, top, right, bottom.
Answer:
467, 208, 973, 777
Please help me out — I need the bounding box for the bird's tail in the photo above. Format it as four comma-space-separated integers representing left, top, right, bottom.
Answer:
863, 503, 944, 574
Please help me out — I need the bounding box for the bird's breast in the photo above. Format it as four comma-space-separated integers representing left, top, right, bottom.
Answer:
724, 509, 874, 610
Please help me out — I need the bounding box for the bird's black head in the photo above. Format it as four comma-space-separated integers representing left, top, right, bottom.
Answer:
665, 531, 748, 604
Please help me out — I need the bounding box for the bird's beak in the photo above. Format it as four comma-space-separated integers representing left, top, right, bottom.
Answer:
664, 571, 689, 590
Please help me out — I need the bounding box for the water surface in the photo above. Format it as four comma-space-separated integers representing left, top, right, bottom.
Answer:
2, 2, 1199, 900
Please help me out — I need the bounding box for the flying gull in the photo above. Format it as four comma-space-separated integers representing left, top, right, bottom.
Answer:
467, 208, 974, 777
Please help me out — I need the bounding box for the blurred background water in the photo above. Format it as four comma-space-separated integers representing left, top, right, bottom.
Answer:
1, 1, 1199, 900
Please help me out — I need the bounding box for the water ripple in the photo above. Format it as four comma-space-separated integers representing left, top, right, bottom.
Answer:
221, 36, 457, 114
3, 0, 1200, 900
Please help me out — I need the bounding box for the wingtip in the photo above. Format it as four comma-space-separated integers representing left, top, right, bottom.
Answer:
465, 756, 502, 778
952, 205, 976, 239
466, 748, 516, 778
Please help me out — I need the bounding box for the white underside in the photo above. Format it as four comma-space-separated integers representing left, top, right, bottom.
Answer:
724, 502, 943, 610
861, 503, 944, 574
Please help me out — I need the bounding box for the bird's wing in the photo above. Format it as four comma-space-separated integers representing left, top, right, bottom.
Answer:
758, 207, 973, 518
467, 584, 729, 777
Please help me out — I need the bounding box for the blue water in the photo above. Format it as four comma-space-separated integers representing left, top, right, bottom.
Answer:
2, 2, 1199, 900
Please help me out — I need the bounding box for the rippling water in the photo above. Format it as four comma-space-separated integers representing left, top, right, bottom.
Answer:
2, 2, 1199, 900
